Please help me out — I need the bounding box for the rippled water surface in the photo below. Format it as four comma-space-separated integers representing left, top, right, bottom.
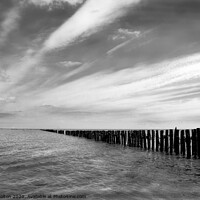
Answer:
0, 129, 200, 200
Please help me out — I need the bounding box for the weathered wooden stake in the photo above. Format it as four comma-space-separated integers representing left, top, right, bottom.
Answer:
180, 130, 185, 157
197, 128, 200, 159
186, 129, 191, 159
156, 130, 159, 152
160, 130, 164, 152
147, 130, 151, 150
170, 129, 173, 155
137, 131, 140, 148
152, 130, 155, 151
175, 128, 180, 155
117, 131, 120, 144
140, 131, 143, 148
192, 129, 197, 158
165, 130, 169, 154
124, 131, 127, 147
143, 130, 147, 150
133, 131, 137, 147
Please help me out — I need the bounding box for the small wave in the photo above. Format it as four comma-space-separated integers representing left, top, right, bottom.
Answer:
5, 161, 59, 172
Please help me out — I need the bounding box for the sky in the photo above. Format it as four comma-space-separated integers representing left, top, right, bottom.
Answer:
0, 0, 200, 129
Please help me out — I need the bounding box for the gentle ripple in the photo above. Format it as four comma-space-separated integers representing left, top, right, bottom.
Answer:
0, 129, 200, 200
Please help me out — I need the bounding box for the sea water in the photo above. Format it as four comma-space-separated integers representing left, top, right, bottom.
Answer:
0, 129, 200, 200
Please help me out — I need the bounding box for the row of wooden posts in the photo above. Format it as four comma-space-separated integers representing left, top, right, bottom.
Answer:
42, 128, 200, 159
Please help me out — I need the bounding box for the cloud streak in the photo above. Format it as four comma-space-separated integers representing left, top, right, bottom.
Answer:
38, 53, 200, 111
21, 0, 84, 7
43, 0, 141, 51
0, 7, 20, 46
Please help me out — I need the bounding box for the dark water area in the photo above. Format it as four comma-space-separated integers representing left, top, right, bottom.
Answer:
0, 129, 200, 200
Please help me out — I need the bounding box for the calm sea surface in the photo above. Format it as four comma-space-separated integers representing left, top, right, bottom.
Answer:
0, 129, 200, 200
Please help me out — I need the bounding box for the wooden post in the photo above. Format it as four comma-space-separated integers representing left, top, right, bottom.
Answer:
110, 130, 112, 144
112, 130, 115, 144
128, 131, 131, 147
127, 131, 130, 146
98, 130, 100, 141
119, 130, 121, 145
143, 130, 147, 150
140, 130, 143, 148
106, 131, 109, 143
115, 130, 117, 144
165, 130, 169, 154
117, 131, 120, 144
180, 130, 185, 157
83, 130, 85, 138
97, 131, 100, 141
156, 130, 159, 151
94, 131, 97, 141
134, 131, 137, 147
103, 131, 106, 142
72, 130, 75, 136
99, 131, 102, 141
108, 131, 111, 144
192, 129, 197, 159
174, 128, 179, 155
197, 128, 200, 159
137, 131, 140, 147
124, 130, 126, 146
104, 131, 107, 143
101, 131, 104, 142
138, 131, 141, 148
125, 130, 127, 147
114, 131, 117, 144
186, 129, 191, 159
131, 130, 134, 147
109, 130, 112, 144
170, 129, 173, 155
135, 131, 137, 147
129, 131, 132, 147
133, 131, 135, 147
113, 130, 116, 144
152, 130, 155, 151
121, 130, 123, 145
147, 130, 151, 150
119, 131, 122, 145
160, 130, 164, 152
125, 130, 127, 146
174, 128, 177, 154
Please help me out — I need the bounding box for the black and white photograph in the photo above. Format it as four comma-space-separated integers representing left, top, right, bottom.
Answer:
0, 0, 200, 199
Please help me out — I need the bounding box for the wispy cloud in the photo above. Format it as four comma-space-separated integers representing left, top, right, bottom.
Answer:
111, 28, 140, 40
107, 39, 133, 55
1, 0, 141, 91
59, 61, 82, 68
32, 52, 200, 128
0, 96, 16, 103
0, 7, 20, 46
43, 0, 141, 51
0, 69, 9, 82
107, 29, 153, 55
21, 0, 84, 7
